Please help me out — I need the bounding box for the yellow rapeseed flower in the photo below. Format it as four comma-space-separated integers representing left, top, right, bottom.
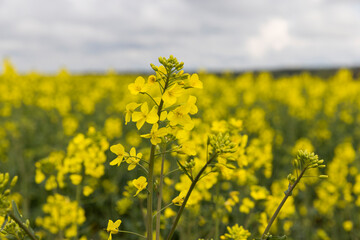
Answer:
132, 102, 159, 130
187, 73, 203, 89
140, 123, 168, 145
109, 144, 126, 166
133, 176, 147, 196
128, 76, 148, 95
107, 219, 122, 240
125, 102, 141, 125
126, 147, 142, 171
162, 84, 185, 106
167, 105, 194, 131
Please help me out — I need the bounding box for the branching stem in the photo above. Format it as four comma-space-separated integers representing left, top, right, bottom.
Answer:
260, 167, 307, 240
166, 153, 218, 240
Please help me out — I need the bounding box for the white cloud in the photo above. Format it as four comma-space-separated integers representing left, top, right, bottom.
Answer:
246, 18, 291, 59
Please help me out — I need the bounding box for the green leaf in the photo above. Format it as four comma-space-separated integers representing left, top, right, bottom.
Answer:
11, 201, 24, 221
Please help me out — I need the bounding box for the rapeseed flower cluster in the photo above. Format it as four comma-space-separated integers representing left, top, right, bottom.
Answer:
35, 194, 85, 239
1, 59, 359, 239
35, 127, 109, 196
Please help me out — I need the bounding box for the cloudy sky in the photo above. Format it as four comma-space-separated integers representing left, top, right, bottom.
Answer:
0, 0, 360, 73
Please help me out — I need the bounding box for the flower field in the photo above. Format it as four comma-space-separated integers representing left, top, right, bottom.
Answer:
1, 57, 360, 240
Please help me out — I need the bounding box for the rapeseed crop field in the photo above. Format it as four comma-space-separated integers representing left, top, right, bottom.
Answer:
1, 57, 360, 240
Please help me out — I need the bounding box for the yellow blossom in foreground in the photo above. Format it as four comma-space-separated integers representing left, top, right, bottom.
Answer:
125, 102, 141, 125
109, 144, 126, 166
162, 83, 185, 106
128, 76, 148, 95
184, 95, 198, 115
132, 102, 159, 130
126, 147, 142, 171
140, 123, 168, 145
167, 105, 194, 131
187, 73, 203, 89
132, 176, 147, 196
172, 191, 186, 206
107, 219, 122, 240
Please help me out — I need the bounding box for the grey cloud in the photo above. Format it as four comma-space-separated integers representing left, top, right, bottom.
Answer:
0, 0, 359, 72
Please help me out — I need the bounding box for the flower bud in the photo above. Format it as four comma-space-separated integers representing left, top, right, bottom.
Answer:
4, 189, 11, 196
150, 63, 158, 71
10, 176, 18, 187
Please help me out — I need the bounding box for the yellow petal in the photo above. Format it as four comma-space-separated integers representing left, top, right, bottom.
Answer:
136, 118, 146, 130
146, 107, 159, 124
110, 144, 124, 155
113, 220, 122, 228
160, 111, 167, 121
135, 76, 145, 85
132, 112, 144, 122
126, 102, 141, 111
141, 102, 149, 114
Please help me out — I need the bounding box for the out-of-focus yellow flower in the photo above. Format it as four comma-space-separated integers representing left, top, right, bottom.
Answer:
343, 220, 353, 232
250, 185, 269, 200
70, 174, 82, 185
132, 176, 147, 196
83, 186, 94, 196
104, 117, 122, 140
239, 197, 254, 214
164, 208, 176, 218
220, 224, 250, 240
36, 194, 85, 238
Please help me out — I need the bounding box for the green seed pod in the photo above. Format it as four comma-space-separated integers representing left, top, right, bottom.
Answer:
319, 175, 328, 179
318, 165, 326, 168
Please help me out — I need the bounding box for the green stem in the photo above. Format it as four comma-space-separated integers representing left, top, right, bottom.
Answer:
214, 178, 220, 240
137, 162, 149, 175
147, 71, 170, 240
164, 168, 180, 177
156, 144, 166, 240
118, 230, 147, 239
260, 167, 307, 240
153, 203, 173, 218
142, 92, 159, 107
166, 153, 218, 240
8, 212, 38, 240
147, 144, 156, 240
